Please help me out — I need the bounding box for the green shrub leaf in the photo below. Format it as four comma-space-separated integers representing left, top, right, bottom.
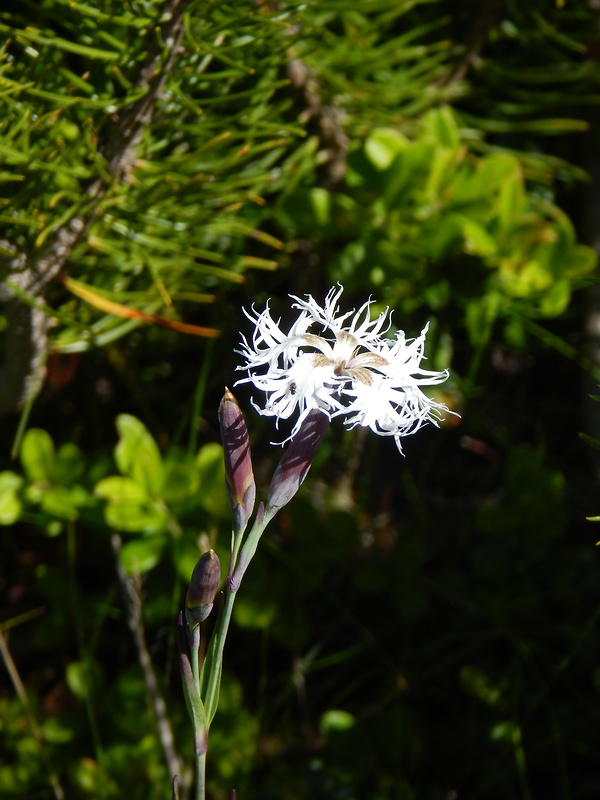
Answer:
119, 536, 167, 575
115, 415, 163, 495
0, 471, 23, 525
21, 429, 56, 482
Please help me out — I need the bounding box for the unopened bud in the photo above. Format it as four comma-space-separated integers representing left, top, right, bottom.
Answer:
219, 388, 256, 533
266, 409, 329, 515
186, 549, 221, 623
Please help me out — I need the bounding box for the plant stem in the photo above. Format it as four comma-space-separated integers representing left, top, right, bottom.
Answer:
196, 753, 206, 800
187, 621, 205, 800
112, 534, 181, 781
190, 624, 200, 689
193, 511, 275, 789
204, 587, 237, 724
203, 511, 272, 723
188, 337, 215, 456
229, 509, 273, 592
0, 630, 65, 800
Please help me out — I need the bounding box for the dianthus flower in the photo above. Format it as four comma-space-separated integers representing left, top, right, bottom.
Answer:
236, 285, 453, 452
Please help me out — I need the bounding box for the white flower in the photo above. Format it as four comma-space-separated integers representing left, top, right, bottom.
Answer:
236, 285, 454, 452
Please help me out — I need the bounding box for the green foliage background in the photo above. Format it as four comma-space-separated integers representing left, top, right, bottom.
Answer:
1, 1, 600, 798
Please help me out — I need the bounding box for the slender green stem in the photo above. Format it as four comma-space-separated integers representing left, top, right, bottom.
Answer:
230, 509, 274, 592
227, 526, 244, 584
203, 587, 237, 724
190, 510, 276, 791
188, 338, 215, 457
188, 622, 205, 800
190, 624, 200, 689
10, 349, 47, 460
67, 523, 104, 766
203, 510, 274, 723
196, 753, 206, 800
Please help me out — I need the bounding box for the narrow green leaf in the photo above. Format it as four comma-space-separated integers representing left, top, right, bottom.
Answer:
200, 638, 223, 727
459, 111, 588, 135
13, 28, 121, 60
579, 432, 600, 452
52, 0, 150, 27
199, 593, 225, 725
180, 652, 208, 754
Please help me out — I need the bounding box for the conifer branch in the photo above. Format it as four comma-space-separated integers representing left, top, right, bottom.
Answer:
0, 0, 189, 415
287, 57, 349, 187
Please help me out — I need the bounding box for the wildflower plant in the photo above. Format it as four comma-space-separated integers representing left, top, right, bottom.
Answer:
237, 285, 452, 452
179, 287, 454, 798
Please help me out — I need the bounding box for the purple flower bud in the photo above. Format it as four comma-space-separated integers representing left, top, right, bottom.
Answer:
266, 409, 329, 515
186, 549, 221, 623
219, 388, 256, 532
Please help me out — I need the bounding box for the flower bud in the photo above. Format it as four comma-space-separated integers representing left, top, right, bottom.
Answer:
219, 388, 256, 533
266, 409, 329, 516
186, 549, 221, 623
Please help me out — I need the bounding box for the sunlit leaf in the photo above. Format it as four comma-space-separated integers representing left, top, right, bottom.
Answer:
119, 536, 167, 575
94, 476, 148, 503
65, 660, 101, 700
104, 501, 168, 534
320, 709, 356, 734
20, 429, 56, 482
0, 471, 23, 525
365, 128, 409, 170
55, 443, 85, 485
115, 415, 164, 496
162, 457, 200, 504
40, 486, 79, 521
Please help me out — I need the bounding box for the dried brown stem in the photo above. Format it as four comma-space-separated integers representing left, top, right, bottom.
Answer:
111, 534, 183, 790
0, 629, 66, 800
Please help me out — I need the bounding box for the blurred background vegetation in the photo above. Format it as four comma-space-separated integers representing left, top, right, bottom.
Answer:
1, 0, 600, 798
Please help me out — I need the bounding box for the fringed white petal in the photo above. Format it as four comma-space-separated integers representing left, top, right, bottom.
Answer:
236, 286, 456, 449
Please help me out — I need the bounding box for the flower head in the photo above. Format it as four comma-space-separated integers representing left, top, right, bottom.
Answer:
236, 285, 454, 452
